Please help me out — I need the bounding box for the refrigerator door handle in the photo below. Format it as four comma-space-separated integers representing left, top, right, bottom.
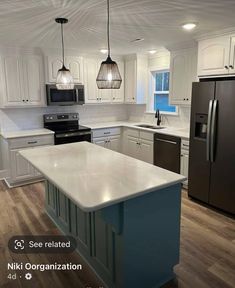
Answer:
210, 100, 218, 162
206, 100, 213, 162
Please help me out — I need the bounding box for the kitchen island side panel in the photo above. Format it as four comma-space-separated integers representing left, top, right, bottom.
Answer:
45, 181, 181, 288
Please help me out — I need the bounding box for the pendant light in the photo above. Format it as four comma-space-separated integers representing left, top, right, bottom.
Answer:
55, 18, 74, 90
96, 0, 122, 89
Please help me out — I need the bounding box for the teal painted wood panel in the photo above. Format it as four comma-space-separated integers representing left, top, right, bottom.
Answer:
91, 211, 114, 281
44, 180, 182, 288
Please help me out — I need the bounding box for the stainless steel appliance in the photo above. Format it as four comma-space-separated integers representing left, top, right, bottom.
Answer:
44, 113, 91, 145
189, 80, 235, 215
46, 84, 85, 106
154, 133, 181, 173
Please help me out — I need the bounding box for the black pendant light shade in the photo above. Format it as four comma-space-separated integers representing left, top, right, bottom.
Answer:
96, 56, 122, 89
96, 0, 122, 89
55, 18, 74, 90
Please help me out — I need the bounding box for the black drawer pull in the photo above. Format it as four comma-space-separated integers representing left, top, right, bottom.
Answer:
27, 141, 38, 144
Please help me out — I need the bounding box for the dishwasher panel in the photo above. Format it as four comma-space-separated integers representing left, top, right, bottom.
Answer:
154, 133, 181, 173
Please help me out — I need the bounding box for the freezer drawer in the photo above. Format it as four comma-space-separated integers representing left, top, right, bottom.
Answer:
154, 133, 181, 173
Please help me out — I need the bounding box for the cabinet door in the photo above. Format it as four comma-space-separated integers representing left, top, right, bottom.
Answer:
108, 135, 121, 152
139, 139, 153, 164
47, 56, 63, 82
22, 55, 45, 106
229, 36, 235, 74
125, 59, 136, 103
112, 61, 125, 103
180, 152, 189, 186
169, 51, 188, 104
84, 58, 100, 103
170, 48, 197, 105
98, 88, 112, 103
65, 56, 83, 83
10, 149, 35, 182
126, 136, 140, 159
2, 56, 23, 106
197, 36, 230, 76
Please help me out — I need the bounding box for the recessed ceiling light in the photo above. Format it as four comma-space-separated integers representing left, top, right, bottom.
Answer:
182, 23, 197, 30
148, 50, 157, 54
100, 49, 108, 54
131, 38, 144, 43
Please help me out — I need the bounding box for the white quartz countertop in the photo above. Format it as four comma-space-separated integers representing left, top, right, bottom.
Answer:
1, 129, 54, 139
20, 142, 186, 212
82, 121, 190, 139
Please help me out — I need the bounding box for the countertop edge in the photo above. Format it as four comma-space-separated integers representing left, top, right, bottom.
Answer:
84, 122, 190, 140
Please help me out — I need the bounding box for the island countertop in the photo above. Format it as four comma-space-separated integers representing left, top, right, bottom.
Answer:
20, 142, 186, 212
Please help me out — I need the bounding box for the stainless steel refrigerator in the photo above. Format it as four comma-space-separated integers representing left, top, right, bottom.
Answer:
188, 80, 235, 215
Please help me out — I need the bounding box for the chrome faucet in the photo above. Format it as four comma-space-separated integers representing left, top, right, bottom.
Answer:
155, 109, 162, 126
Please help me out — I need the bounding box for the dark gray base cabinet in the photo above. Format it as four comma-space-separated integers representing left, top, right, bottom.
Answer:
45, 180, 182, 288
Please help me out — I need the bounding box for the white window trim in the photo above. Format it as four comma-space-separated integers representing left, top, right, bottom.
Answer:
147, 68, 178, 115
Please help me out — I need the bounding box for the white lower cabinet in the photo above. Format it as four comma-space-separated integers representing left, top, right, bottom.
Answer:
92, 128, 121, 152
10, 148, 35, 182
180, 140, 189, 188
2, 134, 54, 187
123, 128, 154, 164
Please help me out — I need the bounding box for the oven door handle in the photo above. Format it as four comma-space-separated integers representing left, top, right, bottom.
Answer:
55, 131, 91, 138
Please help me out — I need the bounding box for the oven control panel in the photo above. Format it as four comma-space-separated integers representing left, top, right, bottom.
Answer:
44, 113, 79, 123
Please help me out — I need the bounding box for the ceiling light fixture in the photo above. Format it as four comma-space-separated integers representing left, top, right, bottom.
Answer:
96, 0, 122, 89
131, 38, 144, 43
100, 49, 108, 54
182, 23, 197, 30
148, 50, 157, 54
55, 18, 74, 90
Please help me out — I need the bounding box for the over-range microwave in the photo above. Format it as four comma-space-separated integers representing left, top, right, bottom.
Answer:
46, 84, 85, 106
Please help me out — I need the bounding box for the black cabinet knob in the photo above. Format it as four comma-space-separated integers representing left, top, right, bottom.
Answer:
225, 65, 229, 69
229, 65, 234, 69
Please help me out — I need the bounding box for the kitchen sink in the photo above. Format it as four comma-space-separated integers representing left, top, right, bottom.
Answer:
135, 124, 165, 129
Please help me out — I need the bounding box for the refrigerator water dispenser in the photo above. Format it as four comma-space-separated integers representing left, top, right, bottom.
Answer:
195, 114, 207, 139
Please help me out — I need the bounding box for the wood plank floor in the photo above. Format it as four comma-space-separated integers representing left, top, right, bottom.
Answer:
0, 180, 234, 288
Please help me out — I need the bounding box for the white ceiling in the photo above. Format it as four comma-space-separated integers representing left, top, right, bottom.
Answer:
0, 0, 235, 55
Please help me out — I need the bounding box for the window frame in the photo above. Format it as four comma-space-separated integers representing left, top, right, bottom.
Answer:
147, 69, 178, 116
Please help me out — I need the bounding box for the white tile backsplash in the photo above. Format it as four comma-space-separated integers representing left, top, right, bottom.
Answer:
0, 104, 128, 132
0, 103, 191, 132
127, 104, 191, 128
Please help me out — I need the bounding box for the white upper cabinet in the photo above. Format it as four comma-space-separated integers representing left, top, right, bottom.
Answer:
112, 61, 125, 103
169, 47, 197, 105
198, 36, 231, 76
84, 58, 100, 103
47, 56, 83, 83
65, 56, 83, 83
22, 55, 44, 106
84, 58, 124, 104
1, 53, 45, 108
2, 55, 23, 106
229, 36, 235, 74
124, 55, 148, 104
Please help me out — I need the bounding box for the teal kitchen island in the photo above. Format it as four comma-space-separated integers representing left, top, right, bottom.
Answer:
20, 142, 186, 288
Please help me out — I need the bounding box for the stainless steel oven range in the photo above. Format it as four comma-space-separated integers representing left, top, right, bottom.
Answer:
44, 113, 91, 145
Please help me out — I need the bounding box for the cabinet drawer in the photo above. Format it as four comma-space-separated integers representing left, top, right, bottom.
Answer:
139, 131, 154, 141
181, 139, 189, 150
9, 135, 54, 149
92, 127, 121, 138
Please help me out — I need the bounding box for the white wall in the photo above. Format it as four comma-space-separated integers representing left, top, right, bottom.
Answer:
0, 104, 128, 132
